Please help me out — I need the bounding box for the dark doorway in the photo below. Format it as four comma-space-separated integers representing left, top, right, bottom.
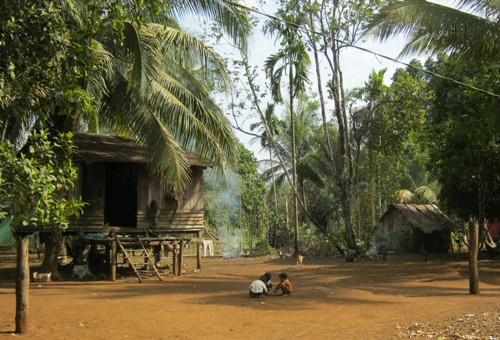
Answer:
104, 163, 137, 227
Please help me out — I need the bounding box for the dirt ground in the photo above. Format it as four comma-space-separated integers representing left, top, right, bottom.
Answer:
0, 252, 499, 339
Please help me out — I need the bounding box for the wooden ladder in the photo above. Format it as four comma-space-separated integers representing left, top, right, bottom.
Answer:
115, 237, 163, 282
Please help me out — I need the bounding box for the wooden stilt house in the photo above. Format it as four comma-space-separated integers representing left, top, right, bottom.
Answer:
69, 133, 210, 235
65, 133, 211, 280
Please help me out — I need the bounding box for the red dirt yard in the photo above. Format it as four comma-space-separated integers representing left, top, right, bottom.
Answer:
0, 254, 499, 339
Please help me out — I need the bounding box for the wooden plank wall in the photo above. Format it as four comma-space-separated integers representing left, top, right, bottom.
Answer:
69, 163, 105, 229
136, 165, 205, 231
69, 163, 205, 232
137, 211, 204, 230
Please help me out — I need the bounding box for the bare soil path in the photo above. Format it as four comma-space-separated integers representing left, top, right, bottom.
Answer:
0, 253, 499, 339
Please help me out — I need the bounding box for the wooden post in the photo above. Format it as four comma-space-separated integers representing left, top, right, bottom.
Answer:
468, 221, 480, 295
172, 244, 178, 276
76, 241, 85, 265
178, 239, 184, 276
110, 239, 117, 281
15, 234, 30, 334
196, 232, 201, 270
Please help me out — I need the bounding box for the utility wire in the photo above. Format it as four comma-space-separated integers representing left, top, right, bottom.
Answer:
223, 0, 500, 98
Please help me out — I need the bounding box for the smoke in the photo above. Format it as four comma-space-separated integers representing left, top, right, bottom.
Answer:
204, 169, 243, 257
365, 225, 391, 257
218, 227, 243, 258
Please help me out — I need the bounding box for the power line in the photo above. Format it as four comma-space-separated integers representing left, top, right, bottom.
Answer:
223, 0, 500, 98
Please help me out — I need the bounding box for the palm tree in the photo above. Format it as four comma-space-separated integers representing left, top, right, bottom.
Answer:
250, 103, 283, 214
363, 0, 500, 63
259, 95, 325, 249
84, 1, 252, 192
284, 96, 324, 211
250, 104, 283, 247
263, 9, 311, 256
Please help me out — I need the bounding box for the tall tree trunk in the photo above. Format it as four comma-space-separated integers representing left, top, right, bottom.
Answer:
307, 11, 336, 174
249, 218, 253, 256
270, 148, 279, 247
285, 197, 289, 232
328, 72, 356, 249
289, 70, 300, 256
15, 234, 30, 334
40, 227, 63, 280
371, 184, 377, 226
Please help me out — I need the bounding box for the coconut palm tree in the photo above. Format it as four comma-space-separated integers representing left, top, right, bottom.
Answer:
84, 0, 251, 192
250, 103, 283, 212
263, 9, 311, 255
397, 189, 415, 204
250, 104, 284, 247
259, 95, 325, 250
363, 0, 500, 63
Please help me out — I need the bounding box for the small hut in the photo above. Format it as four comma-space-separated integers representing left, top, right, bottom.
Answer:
375, 204, 454, 253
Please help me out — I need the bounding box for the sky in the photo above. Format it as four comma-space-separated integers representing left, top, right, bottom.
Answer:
199, 1, 420, 160
234, 37, 412, 160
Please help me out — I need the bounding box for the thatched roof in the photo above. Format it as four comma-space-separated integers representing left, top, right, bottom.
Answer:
72, 133, 212, 167
379, 204, 455, 233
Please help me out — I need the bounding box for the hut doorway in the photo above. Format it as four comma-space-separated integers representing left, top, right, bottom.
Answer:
104, 163, 138, 227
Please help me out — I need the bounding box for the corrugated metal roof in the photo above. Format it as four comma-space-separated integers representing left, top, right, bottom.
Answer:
379, 204, 455, 233
72, 133, 212, 167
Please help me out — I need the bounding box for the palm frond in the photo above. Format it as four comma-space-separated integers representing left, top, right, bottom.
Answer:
168, 0, 251, 50
397, 189, 414, 204
3, 113, 38, 147
265, 52, 287, 103
100, 79, 192, 190
297, 161, 324, 187
123, 22, 164, 98
364, 0, 500, 62
148, 73, 232, 168
414, 185, 437, 204
454, 0, 500, 15
158, 25, 230, 89
84, 40, 114, 132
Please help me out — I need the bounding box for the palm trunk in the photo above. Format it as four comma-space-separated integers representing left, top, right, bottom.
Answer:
307, 11, 336, 173
285, 197, 289, 232
270, 148, 279, 247
289, 68, 300, 256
